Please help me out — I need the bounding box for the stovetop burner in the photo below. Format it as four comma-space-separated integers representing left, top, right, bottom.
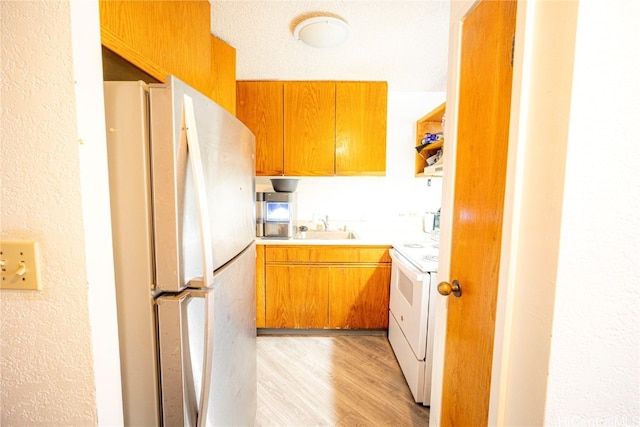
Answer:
404, 243, 427, 249
393, 240, 439, 273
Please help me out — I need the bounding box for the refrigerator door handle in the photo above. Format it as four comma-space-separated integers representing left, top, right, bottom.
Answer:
157, 288, 215, 427
183, 95, 214, 289
190, 288, 215, 427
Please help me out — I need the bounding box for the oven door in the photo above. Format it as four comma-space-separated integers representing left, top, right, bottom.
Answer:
389, 248, 433, 360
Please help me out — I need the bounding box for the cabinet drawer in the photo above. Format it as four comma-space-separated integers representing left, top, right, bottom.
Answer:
265, 245, 391, 263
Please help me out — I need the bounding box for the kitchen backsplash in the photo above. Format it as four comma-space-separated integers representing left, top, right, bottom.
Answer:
256, 91, 445, 235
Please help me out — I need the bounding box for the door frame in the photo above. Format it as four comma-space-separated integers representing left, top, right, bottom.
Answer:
430, 1, 579, 426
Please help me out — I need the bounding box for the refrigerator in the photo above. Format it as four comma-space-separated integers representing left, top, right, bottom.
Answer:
104, 76, 257, 426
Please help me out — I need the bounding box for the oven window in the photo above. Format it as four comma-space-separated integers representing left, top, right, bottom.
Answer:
398, 270, 414, 306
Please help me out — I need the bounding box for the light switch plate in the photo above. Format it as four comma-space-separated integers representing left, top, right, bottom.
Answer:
1, 240, 41, 290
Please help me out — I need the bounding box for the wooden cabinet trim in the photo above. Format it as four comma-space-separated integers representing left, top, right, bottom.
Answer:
101, 29, 167, 83
265, 245, 391, 263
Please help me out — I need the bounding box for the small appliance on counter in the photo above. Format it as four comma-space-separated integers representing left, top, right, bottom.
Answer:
256, 192, 265, 237
423, 208, 441, 240
256, 191, 297, 239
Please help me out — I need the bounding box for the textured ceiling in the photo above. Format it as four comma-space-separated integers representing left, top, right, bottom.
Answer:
210, 1, 450, 92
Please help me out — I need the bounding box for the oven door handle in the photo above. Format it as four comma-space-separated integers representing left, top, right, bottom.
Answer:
390, 248, 426, 281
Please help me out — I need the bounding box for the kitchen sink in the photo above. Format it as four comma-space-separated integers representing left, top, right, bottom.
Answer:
293, 230, 359, 240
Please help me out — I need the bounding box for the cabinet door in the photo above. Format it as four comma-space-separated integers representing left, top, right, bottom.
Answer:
210, 35, 237, 115
335, 82, 388, 176
265, 265, 329, 328
283, 82, 336, 176
329, 264, 391, 329
236, 81, 284, 176
100, 0, 213, 97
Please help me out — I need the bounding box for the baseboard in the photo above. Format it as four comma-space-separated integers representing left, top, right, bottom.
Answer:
257, 328, 388, 337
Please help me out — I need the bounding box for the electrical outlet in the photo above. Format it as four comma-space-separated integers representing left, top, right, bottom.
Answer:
0, 240, 41, 291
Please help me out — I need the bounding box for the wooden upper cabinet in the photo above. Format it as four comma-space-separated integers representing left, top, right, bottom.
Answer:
99, 0, 237, 112
237, 80, 387, 177
284, 82, 336, 176
210, 35, 237, 115
336, 82, 388, 176
236, 81, 284, 176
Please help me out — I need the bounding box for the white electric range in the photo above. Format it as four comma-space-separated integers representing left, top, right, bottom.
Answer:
388, 239, 439, 406
392, 241, 439, 273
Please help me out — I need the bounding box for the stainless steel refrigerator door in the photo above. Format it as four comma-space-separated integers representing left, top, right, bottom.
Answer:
156, 243, 256, 427
149, 76, 256, 293
207, 242, 257, 426
104, 80, 162, 427
157, 288, 214, 427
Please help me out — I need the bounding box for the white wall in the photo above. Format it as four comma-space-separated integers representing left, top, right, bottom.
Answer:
257, 91, 445, 234
490, 1, 640, 426
491, 1, 579, 425
0, 1, 97, 425
70, 0, 124, 424
0, 1, 122, 425
436, 1, 640, 426
545, 0, 640, 425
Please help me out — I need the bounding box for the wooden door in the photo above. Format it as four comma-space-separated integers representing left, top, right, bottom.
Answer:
328, 264, 391, 329
236, 81, 284, 176
284, 81, 336, 176
440, 1, 516, 426
335, 82, 387, 176
265, 264, 329, 328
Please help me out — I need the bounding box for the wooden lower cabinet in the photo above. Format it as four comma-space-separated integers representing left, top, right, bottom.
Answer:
329, 264, 391, 329
259, 245, 391, 329
265, 265, 330, 328
255, 244, 266, 328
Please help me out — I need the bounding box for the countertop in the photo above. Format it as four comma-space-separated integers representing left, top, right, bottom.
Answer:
255, 230, 435, 246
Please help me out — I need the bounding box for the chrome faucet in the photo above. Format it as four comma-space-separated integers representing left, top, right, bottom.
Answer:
321, 215, 329, 231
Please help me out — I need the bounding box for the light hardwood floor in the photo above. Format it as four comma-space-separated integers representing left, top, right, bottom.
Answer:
255, 333, 430, 426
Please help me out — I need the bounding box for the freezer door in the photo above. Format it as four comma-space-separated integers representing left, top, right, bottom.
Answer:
150, 76, 256, 292
156, 243, 257, 427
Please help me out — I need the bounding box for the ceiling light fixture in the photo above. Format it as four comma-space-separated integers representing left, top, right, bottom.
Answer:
293, 16, 350, 48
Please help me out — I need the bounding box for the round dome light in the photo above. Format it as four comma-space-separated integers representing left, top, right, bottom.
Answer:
293, 16, 350, 48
